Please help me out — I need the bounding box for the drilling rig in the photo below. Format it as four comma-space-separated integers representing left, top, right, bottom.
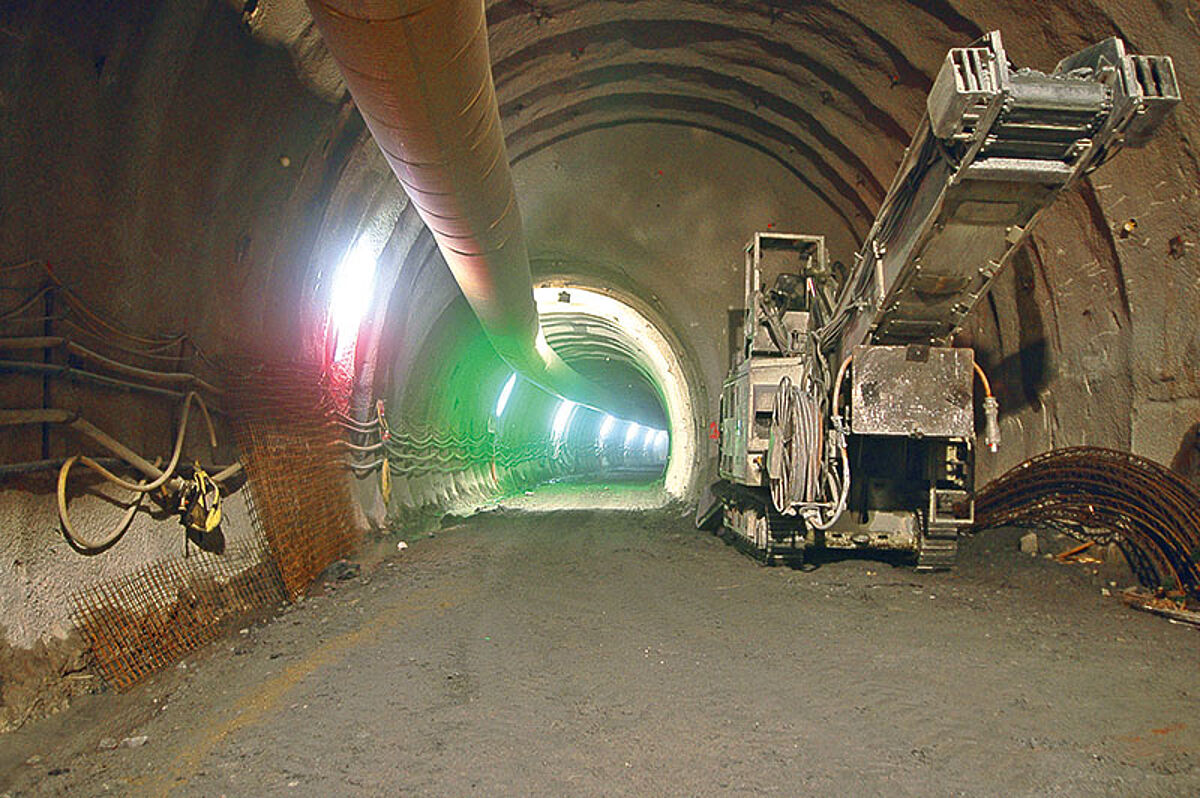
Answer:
711, 32, 1180, 568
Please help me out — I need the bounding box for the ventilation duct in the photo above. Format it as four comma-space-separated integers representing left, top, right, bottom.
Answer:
305, 0, 626, 413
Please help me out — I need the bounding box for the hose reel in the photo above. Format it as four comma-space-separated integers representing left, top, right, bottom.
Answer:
767, 373, 851, 530
767, 375, 823, 514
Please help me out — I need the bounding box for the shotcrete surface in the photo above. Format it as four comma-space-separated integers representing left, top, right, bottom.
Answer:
2, 511, 1198, 796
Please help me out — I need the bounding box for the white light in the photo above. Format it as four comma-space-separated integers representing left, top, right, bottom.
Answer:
655, 430, 668, 448
623, 423, 640, 447
494, 373, 517, 417
551, 399, 577, 441
533, 285, 697, 498
597, 415, 615, 442
642, 427, 656, 448
330, 238, 377, 360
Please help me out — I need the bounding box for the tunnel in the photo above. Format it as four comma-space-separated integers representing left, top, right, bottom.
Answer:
1, 0, 1199, 793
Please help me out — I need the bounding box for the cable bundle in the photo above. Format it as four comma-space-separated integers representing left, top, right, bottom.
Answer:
768, 375, 823, 511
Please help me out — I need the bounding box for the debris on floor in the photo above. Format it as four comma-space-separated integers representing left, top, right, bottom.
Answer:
319, 559, 361, 582
1019, 532, 1039, 555
1055, 540, 1095, 561
1121, 587, 1200, 629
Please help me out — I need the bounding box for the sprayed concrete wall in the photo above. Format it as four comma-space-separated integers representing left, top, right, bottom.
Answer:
1, 0, 1198, 731
0, 0, 348, 729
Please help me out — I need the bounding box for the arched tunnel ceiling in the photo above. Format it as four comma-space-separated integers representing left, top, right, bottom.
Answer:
247, 0, 1200, 474
259, 0, 1196, 246
488, 6, 917, 232
539, 310, 667, 427
263, 0, 960, 236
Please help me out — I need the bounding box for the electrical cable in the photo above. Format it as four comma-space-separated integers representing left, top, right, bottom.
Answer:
0, 285, 54, 322
56, 458, 160, 551
972, 361, 992, 397
335, 439, 385, 453
54, 393, 227, 551
56, 318, 200, 362
0, 359, 188, 401
57, 390, 215, 493
831, 354, 853, 418
0, 259, 44, 275
53, 284, 186, 348
0, 336, 222, 394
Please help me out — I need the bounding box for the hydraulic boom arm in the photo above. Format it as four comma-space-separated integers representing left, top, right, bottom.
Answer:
821, 32, 1180, 363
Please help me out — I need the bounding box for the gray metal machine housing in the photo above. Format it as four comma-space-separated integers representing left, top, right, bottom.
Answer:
712, 31, 1179, 568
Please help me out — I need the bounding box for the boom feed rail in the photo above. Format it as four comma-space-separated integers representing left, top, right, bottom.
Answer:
826, 32, 1179, 362
713, 31, 1179, 569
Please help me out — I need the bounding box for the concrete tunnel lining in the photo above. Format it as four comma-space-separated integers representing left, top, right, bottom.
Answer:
0, 0, 1198, 762
534, 283, 701, 499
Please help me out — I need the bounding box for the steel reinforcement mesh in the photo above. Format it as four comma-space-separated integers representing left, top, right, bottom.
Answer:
70, 539, 285, 691
973, 446, 1200, 601
70, 360, 359, 691
227, 360, 359, 599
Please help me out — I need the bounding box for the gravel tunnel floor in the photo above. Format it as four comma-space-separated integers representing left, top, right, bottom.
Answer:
2, 511, 1199, 796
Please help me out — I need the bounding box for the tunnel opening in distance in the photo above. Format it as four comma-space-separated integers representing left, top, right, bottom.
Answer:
524, 283, 699, 505
381, 280, 698, 516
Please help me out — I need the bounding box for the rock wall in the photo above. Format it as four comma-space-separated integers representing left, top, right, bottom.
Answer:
0, 0, 345, 728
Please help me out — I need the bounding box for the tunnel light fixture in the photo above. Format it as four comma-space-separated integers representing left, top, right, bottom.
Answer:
654, 430, 669, 460
551, 399, 577, 442
623, 422, 640, 448
330, 238, 378, 360
533, 285, 696, 498
597, 414, 615, 442
494, 373, 517, 417
641, 426, 656, 449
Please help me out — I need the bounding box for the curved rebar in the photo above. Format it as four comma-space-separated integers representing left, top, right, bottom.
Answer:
972, 446, 1200, 601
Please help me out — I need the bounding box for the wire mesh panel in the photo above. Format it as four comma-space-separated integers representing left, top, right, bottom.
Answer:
227, 360, 359, 599
70, 538, 285, 691
69, 359, 358, 691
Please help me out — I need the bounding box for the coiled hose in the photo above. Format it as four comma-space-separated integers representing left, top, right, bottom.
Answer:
768, 358, 852, 530
769, 375, 824, 512
804, 355, 854, 530
57, 391, 217, 551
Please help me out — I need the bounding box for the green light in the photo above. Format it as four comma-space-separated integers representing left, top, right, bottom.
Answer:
494, 373, 517, 417
551, 399, 577, 440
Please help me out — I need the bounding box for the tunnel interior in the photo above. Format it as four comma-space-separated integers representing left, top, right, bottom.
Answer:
0, 0, 1198, 781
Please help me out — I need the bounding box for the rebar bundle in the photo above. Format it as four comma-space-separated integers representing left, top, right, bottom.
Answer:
973, 446, 1200, 601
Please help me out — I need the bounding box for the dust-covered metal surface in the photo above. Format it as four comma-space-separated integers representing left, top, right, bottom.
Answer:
719, 356, 806, 485
850, 345, 973, 438
70, 538, 285, 691
834, 31, 1180, 357
973, 446, 1200, 602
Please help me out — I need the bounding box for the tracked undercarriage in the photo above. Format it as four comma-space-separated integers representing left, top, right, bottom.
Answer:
709, 32, 1179, 570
